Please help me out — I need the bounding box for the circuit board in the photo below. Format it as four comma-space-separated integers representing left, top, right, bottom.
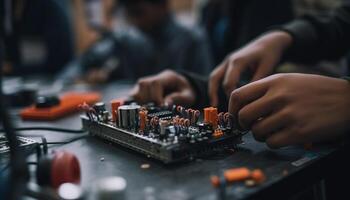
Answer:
0, 134, 38, 155
81, 100, 245, 163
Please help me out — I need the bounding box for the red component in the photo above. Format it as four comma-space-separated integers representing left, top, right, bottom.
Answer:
20, 92, 101, 121
111, 99, 124, 122
51, 151, 81, 189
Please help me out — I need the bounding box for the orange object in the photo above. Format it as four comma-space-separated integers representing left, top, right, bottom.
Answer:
111, 99, 123, 122
251, 169, 266, 184
224, 167, 251, 183
20, 92, 101, 121
51, 151, 81, 189
213, 129, 224, 138
211, 167, 266, 187
139, 110, 147, 132
210, 176, 220, 187
204, 107, 218, 128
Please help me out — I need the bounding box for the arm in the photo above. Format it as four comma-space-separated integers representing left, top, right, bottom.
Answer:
282, 2, 350, 63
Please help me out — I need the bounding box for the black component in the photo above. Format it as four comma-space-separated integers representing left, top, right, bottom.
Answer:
147, 110, 173, 120
36, 155, 53, 186
3, 87, 37, 107
35, 96, 60, 108
93, 102, 106, 114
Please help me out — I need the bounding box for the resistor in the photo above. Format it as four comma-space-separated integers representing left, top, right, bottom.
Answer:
179, 118, 185, 127
184, 119, 190, 127
224, 112, 233, 128
194, 110, 200, 124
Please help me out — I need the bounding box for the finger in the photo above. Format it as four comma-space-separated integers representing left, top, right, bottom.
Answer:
228, 79, 269, 118
164, 89, 195, 107
136, 81, 150, 104
251, 108, 290, 142
149, 80, 164, 105
237, 94, 274, 130
251, 59, 274, 82
222, 59, 246, 97
129, 84, 140, 99
208, 63, 227, 107
265, 127, 296, 149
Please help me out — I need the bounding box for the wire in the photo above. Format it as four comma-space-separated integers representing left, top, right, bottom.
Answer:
40, 134, 88, 146
0, 127, 86, 134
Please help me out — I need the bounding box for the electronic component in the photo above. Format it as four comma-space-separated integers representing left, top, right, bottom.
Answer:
35, 95, 60, 108
0, 134, 38, 155
211, 167, 266, 187
21, 92, 101, 121
118, 105, 141, 130
110, 99, 123, 122
81, 103, 245, 163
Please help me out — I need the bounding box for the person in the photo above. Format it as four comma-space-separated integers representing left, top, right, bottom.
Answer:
130, 2, 350, 149
60, 0, 213, 84
1, 0, 74, 76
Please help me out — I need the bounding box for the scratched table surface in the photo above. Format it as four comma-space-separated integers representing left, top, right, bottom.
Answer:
8, 80, 347, 200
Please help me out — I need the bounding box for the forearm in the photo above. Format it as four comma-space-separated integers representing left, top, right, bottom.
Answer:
280, 2, 350, 63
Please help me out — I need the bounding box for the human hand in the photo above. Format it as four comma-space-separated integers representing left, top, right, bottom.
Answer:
228, 73, 350, 148
129, 70, 196, 106
209, 31, 292, 106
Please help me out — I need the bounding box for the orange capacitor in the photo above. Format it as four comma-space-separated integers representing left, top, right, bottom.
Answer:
204, 107, 218, 128
224, 167, 251, 183
139, 110, 147, 132
110, 99, 123, 122
211, 167, 266, 187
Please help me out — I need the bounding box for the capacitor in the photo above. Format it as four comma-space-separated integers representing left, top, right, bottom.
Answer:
94, 102, 106, 114
110, 100, 123, 123
139, 110, 147, 133
94, 176, 127, 200
204, 107, 218, 129
102, 111, 109, 122
159, 120, 169, 138
118, 105, 141, 130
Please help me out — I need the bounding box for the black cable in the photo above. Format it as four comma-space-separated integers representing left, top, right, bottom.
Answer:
0, 11, 29, 199
40, 134, 88, 146
0, 127, 86, 134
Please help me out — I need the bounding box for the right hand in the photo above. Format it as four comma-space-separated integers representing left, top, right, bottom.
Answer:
129, 70, 196, 106
208, 31, 293, 106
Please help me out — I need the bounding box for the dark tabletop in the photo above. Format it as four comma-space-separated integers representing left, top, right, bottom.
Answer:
12, 81, 345, 200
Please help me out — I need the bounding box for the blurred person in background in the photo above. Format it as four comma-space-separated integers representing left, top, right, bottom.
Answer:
1, 0, 74, 76
59, 0, 213, 84
200, 0, 347, 77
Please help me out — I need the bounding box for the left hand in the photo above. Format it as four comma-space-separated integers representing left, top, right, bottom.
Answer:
228, 73, 350, 148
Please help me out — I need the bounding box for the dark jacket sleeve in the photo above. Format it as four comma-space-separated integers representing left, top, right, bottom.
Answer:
280, 2, 350, 63
178, 71, 229, 112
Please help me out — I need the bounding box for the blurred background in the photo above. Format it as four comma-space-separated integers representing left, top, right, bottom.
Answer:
1, 0, 347, 86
